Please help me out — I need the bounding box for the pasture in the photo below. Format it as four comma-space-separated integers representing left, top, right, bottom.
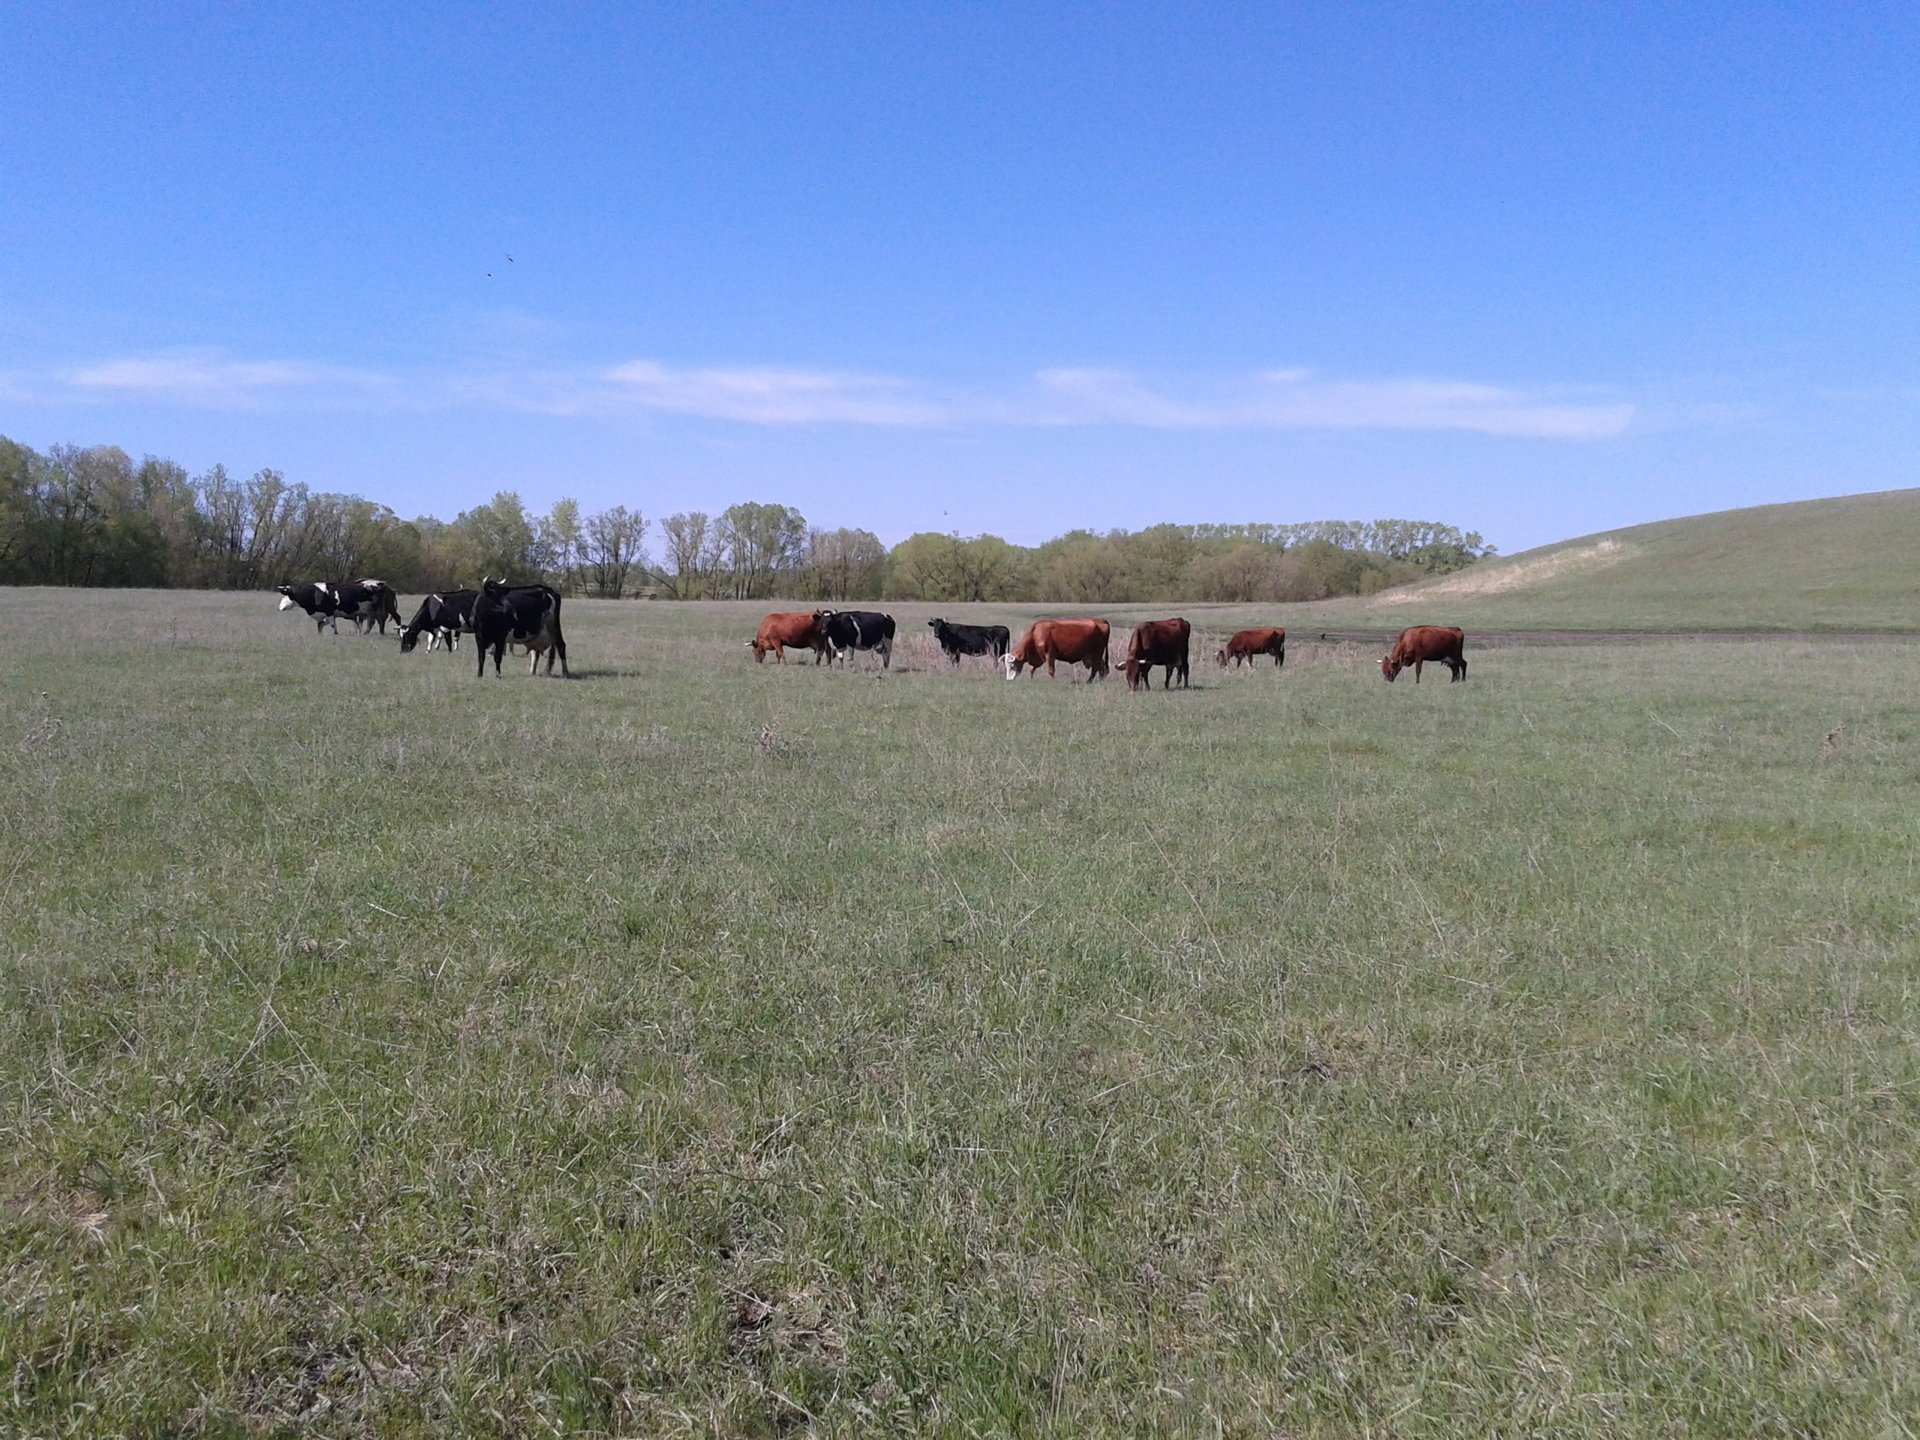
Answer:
4, 588, 1919, 1437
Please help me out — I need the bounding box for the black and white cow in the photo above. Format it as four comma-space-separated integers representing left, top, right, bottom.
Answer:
276, 579, 402, 635
815, 610, 896, 668
398, 590, 477, 654
927, 617, 1011, 665
470, 578, 570, 678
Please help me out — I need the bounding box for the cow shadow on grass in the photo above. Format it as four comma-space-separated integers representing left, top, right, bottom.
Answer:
558, 667, 641, 682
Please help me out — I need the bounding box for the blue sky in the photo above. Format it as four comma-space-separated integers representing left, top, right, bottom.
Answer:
3, 3, 1914, 552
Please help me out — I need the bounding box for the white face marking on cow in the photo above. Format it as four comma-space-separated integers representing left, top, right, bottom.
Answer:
278, 595, 295, 610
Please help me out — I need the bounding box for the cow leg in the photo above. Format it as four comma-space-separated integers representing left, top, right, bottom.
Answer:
879, 638, 892, 669
1413, 659, 1423, 683
554, 632, 570, 676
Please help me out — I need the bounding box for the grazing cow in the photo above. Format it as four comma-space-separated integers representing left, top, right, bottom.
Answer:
1216, 627, 1286, 669
1003, 618, 1111, 682
276, 579, 401, 635
927, 618, 1011, 664
816, 610, 896, 668
470, 579, 570, 678
398, 589, 476, 654
1122, 617, 1192, 691
748, 611, 828, 665
1381, 625, 1467, 683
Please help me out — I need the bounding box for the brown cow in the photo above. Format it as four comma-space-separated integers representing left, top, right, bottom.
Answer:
1123, 617, 1191, 691
1215, 626, 1286, 669
748, 611, 828, 665
1381, 625, 1467, 683
1003, 619, 1111, 682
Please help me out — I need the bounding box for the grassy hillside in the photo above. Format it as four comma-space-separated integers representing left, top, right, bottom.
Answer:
1284, 487, 1920, 633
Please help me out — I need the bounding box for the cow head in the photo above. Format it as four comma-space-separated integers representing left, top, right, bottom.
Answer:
1214, 648, 1229, 667
1380, 654, 1402, 682
926, 618, 944, 631
1002, 653, 1021, 680
276, 585, 295, 610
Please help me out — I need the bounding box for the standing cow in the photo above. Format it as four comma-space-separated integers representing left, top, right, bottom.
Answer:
276, 580, 401, 635
470, 579, 570, 677
748, 612, 828, 664
1216, 627, 1286, 669
816, 610, 896, 668
1004, 619, 1111, 682
1122, 617, 1191, 691
1381, 625, 1467, 683
927, 618, 1011, 664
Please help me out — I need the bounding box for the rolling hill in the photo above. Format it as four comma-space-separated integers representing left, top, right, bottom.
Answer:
1306, 487, 1920, 633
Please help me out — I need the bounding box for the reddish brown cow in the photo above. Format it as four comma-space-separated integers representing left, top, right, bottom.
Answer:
1215, 627, 1286, 669
748, 611, 828, 665
1123, 617, 1191, 691
1003, 618, 1111, 682
1381, 625, 1467, 683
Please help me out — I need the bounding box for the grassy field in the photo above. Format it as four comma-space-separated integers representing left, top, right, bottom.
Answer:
5, 588, 1920, 1436
1278, 486, 1920, 634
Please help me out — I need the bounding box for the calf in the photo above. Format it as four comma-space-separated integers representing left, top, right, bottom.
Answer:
398, 590, 476, 654
471, 579, 570, 677
1216, 627, 1286, 669
748, 612, 827, 664
927, 617, 1011, 664
816, 609, 896, 668
1123, 617, 1191, 691
1004, 619, 1111, 682
1381, 625, 1467, 683
276, 579, 401, 635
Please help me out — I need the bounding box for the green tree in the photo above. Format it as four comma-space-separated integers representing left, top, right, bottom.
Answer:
583, 504, 647, 598
715, 501, 807, 598
456, 491, 539, 581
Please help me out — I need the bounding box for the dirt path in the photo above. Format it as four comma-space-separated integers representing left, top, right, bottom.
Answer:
1307, 628, 1920, 649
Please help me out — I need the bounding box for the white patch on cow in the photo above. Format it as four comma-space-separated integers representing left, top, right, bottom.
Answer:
278, 594, 295, 610
1003, 654, 1018, 680
315, 582, 332, 600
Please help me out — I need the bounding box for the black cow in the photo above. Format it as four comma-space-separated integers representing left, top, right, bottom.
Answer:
471, 579, 570, 678
816, 610, 896, 668
927, 617, 1011, 664
398, 590, 477, 654
276, 579, 401, 635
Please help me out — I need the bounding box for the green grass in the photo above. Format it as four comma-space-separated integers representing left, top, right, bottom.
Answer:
4, 588, 1920, 1436
1280, 486, 1920, 633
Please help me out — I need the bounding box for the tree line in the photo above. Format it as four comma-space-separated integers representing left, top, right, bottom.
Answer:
0, 436, 1495, 603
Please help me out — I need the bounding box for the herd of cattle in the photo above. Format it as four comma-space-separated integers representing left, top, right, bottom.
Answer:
278, 578, 570, 676
751, 610, 1465, 685
276, 578, 1468, 687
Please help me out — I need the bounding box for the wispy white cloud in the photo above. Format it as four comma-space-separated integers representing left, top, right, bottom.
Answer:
593, 359, 1633, 439
1024, 367, 1633, 439
62, 349, 392, 409
18, 348, 1635, 440
601, 360, 950, 427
